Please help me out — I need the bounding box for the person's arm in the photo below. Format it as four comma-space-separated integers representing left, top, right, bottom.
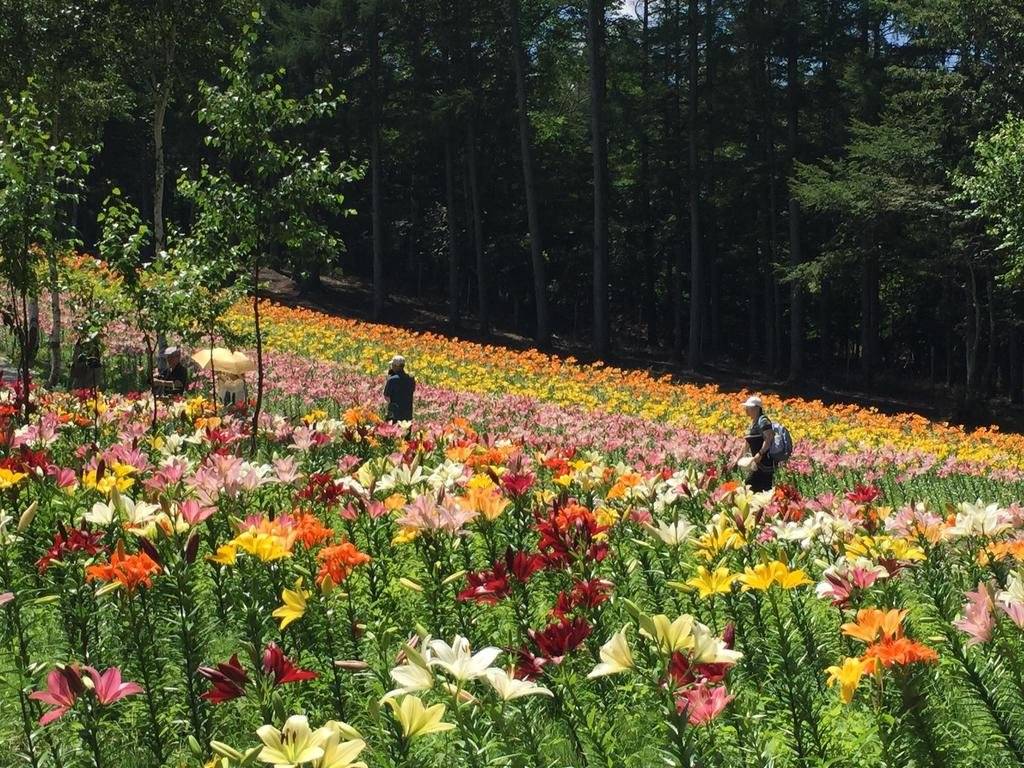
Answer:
383, 376, 393, 401
757, 423, 775, 466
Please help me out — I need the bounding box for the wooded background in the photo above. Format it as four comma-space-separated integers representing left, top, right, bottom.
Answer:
3, 0, 1023, 406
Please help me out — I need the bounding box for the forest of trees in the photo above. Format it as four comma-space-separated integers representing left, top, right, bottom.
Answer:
2, 0, 1024, 405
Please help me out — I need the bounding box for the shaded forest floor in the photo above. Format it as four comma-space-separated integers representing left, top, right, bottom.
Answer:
262, 269, 1024, 435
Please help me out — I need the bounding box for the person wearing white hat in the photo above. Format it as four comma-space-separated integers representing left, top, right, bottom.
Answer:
742, 395, 776, 492
383, 355, 415, 422
152, 346, 189, 397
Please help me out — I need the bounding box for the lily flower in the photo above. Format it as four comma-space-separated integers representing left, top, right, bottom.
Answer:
686, 566, 739, 599
384, 642, 435, 699
30, 667, 83, 725
256, 715, 334, 767
954, 582, 995, 646
83, 666, 143, 705
262, 642, 318, 685
676, 683, 733, 725
316, 728, 367, 768
385, 695, 455, 741
427, 635, 501, 682
641, 614, 695, 654
273, 578, 311, 631
198, 654, 250, 703
484, 668, 553, 700
642, 519, 695, 547
825, 657, 872, 704
690, 622, 743, 666
587, 627, 635, 679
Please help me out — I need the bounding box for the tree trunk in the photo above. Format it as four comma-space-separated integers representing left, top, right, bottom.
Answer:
152, 8, 175, 257
369, 2, 385, 320
860, 248, 879, 382
251, 257, 264, 452
670, 0, 685, 364
685, 0, 702, 371
965, 262, 981, 397
46, 251, 61, 386
586, 0, 610, 357
1010, 324, 1022, 405
466, 120, 488, 333
704, 0, 720, 359
444, 134, 460, 329
983, 267, 997, 393
508, 0, 550, 347
639, 0, 656, 347
785, 0, 803, 380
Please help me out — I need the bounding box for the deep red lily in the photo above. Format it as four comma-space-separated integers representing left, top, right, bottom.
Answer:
458, 563, 510, 605
505, 549, 545, 582
530, 617, 591, 663
198, 654, 250, 703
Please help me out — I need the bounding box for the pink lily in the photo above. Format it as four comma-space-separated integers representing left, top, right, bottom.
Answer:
30, 667, 83, 725
83, 666, 144, 705
179, 499, 214, 526
676, 683, 733, 726
955, 582, 996, 645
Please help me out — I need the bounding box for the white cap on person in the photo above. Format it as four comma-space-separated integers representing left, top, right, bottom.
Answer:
164, 346, 179, 357
390, 355, 405, 369
742, 395, 762, 409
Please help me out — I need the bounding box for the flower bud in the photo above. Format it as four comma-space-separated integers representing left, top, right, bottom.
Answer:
16, 501, 37, 532
334, 659, 370, 671
184, 532, 200, 564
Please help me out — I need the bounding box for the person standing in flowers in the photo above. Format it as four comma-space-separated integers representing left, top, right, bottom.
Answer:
383, 355, 415, 422
742, 395, 775, 492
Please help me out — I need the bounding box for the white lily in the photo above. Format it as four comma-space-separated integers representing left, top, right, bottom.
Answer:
690, 622, 743, 665
642, 519, 695, 547
428, 635, 501, 682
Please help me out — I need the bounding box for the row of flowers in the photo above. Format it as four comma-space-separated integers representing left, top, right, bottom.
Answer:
1, 380, 1023, 767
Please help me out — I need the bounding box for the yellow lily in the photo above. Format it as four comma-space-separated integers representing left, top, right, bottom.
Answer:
273, 578, 311, 631
826, 657, 871, 704
686, 566, 739, 599
207, 543, 238, 566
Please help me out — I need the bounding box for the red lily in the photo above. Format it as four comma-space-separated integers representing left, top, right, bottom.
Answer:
501, 472, 535, 498
262, 642, 318, 685
198, 654, 250, 703
505, 549, 545, 582
458, 563, 510, 605
551, 579, 614, 619
37, 525, 105, 573
530, 617, 591, 663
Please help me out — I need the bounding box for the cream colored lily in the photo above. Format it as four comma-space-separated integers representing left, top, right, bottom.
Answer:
484, 668, 553, 700
690, 622, 743, 665
641, 614, 696, 654
386, 695, 455, 741
256, 715, 334, 766
587, 627, 635, 679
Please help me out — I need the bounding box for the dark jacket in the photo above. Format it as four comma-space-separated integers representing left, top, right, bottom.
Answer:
383, 371, 415, 421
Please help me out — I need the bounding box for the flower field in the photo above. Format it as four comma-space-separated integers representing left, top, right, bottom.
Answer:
4, 301, 1024, 768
